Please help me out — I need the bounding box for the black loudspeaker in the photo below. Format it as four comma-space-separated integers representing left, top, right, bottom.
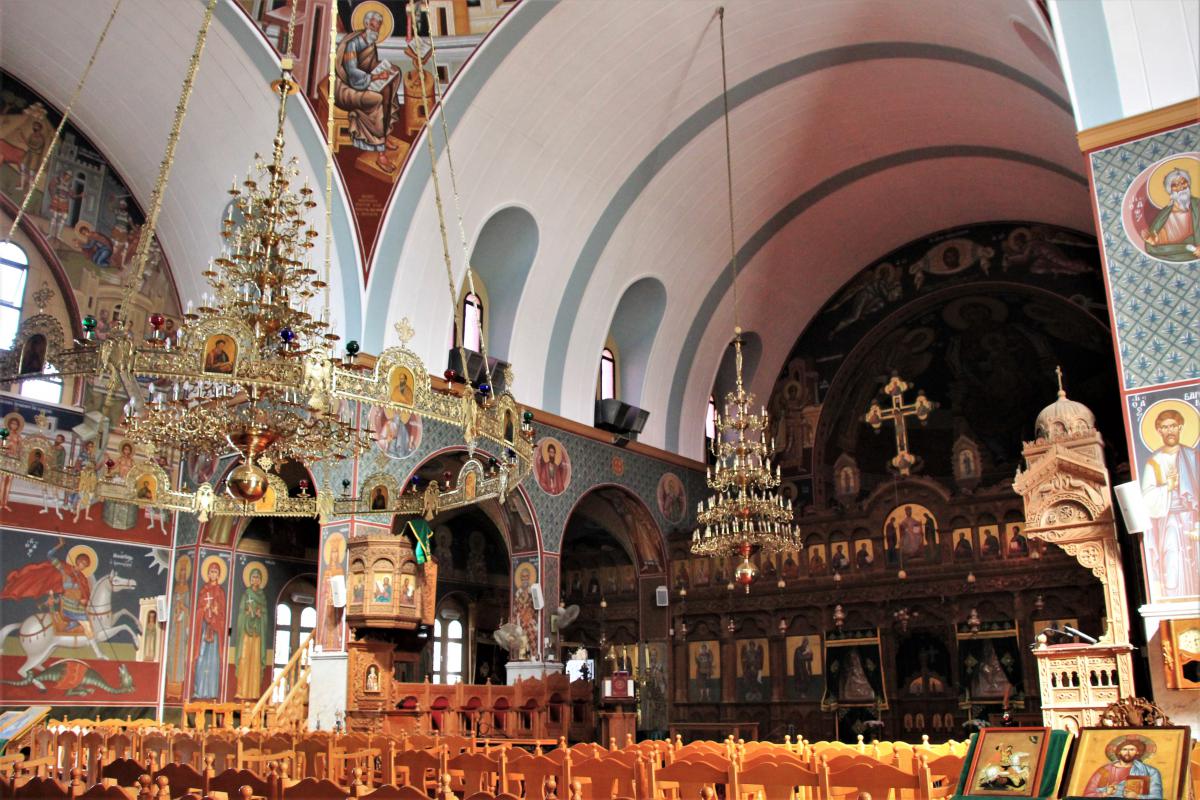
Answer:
447, 348, 510, 393
594, 398, 650, 440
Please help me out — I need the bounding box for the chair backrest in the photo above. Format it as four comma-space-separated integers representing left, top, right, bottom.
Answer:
568, 753, 639, 800
99, 757, 145, 789
394, 748, 440, 789
155, 762, 207, 797
505, 753, 560, 800
823, 759, 932, 800
737, 760, 819, 800
448, 751, 502, 795
14, 775, 70, 799
208, 767, 271, 799
651, 757, 731, 800
283, 777, 350, 799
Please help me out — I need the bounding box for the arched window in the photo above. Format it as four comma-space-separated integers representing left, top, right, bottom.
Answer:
20, 363, 62, 405
705, 394, 718, 440
462, 292, 483, 352
271, 590, 316, 702
0, 241, 29, 347
599, 348, 616, 400
431, 602, 465, 684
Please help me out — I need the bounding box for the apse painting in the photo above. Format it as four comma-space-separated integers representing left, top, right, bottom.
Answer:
0, 71, 181, 337
240, 1, 516, 266
1126, 386, 1200, 604
0, 529, 169, 705
1121, 153, 1200, 263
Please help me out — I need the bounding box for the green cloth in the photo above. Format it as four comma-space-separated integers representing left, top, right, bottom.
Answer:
952, 729, 1070, 800
407, 518, 432, 564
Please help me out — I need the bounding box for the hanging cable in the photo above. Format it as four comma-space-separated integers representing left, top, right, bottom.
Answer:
4, 0, 123, 244
408, 4, 481, 396
419, 5, 496, 393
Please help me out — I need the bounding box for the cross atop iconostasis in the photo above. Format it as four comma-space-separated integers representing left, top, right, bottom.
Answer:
865, 373, 938, 476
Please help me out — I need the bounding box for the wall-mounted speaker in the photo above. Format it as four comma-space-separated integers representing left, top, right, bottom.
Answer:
655, 585, 669, 607
329, 575, 346, 608
1113, 481, 1149, 534
530, 583, 544, 610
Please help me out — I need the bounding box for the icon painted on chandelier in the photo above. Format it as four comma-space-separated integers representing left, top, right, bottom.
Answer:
1122, 153, 1200, 263
202, 335, 236, 374
134, 474, 157, 502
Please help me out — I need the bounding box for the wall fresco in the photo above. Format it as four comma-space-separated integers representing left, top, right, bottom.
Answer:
0, 529, 169, 706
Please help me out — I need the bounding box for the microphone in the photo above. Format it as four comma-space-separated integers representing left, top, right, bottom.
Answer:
1063, 625, 1098, 644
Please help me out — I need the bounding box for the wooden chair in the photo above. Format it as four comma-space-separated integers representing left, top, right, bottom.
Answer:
504, 753, 560, 800
650, 756, 732, 800
393, 747, 440, 793
13, 775, 71, 799
567, 752, 639, 800
448, 750, 504, 796
208, 767, 271, 800
282, 777, 350, 799
923, 753, 965, 797
156, 762, 209, 798
737, 759, 820, 800
822, 758, 934, 800
203, 732, 238, 773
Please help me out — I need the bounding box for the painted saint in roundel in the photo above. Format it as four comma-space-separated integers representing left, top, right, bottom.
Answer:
657, 472, 687, 523
533, 436, 571, 496
1122, 153, 1200, 263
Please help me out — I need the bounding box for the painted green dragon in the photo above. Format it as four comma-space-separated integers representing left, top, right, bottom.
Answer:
0, 660, 134, 695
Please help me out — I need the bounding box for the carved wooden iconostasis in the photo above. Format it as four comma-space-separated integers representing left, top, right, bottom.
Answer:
668, 222, 1128, 743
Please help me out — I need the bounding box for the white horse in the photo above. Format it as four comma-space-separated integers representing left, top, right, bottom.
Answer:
0, 571, 142, 677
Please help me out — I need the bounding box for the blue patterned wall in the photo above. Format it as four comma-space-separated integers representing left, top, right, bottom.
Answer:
1089, 125, 1200, 389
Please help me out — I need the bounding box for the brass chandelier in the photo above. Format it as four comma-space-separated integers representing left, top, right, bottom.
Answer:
0, 3, 534, 521
690, 7, 801, 592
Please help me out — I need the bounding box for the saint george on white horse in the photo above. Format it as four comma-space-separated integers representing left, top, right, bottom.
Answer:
0, 571, 141, 678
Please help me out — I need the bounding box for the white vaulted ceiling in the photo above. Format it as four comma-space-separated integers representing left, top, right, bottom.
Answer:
0, 0, 1093, 461
0, 0, 363, 336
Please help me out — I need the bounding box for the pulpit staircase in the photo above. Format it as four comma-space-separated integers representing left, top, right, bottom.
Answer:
245, 630, 315, 730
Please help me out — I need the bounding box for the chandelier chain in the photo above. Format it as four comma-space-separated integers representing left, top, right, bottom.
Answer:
4, 0, 123, 245
119, 0, 219, 332
420, 5, 496, 392
718, 7, 740, 335
322, 0, 338, 324
407, 6, 470, 379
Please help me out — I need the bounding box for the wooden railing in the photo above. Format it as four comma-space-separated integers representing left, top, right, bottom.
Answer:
246, 630, 315, 730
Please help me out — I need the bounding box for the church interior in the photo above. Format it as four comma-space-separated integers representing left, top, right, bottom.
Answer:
0, 0, 1197, 798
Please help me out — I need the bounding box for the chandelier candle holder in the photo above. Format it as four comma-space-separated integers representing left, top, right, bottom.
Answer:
0, 50, 534, 520
691, 331, 801, 592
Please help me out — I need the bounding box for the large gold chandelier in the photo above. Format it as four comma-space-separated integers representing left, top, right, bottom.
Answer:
0, 4, 534, 520
690, 8, 801, 591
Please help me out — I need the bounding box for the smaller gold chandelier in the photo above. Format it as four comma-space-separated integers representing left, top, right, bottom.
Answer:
691, 331, 801, 592
689, 8, 799, 592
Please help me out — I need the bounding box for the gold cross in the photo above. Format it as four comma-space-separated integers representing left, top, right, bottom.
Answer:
865, 373, 937, 476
